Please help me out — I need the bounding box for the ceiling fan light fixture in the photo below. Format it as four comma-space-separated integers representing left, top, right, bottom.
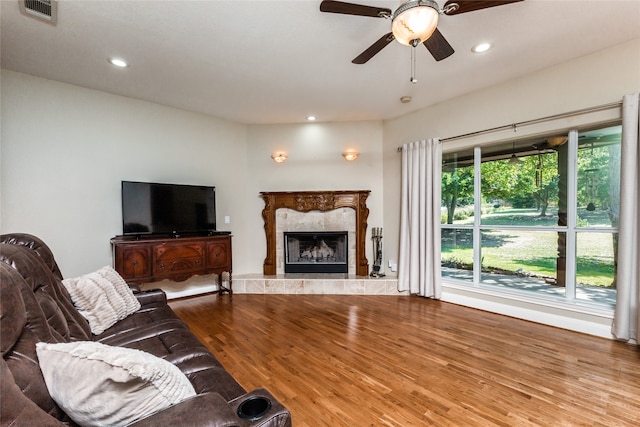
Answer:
391, 0, 440, 46
508, 141, 521, 165
547, 136, 568, 147
508, 153, 521, 164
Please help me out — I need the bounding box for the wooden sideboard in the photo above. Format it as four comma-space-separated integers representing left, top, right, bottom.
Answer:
111, 234, 232, 294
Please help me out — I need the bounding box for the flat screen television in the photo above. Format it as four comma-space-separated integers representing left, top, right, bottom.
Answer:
121, 181, 218, 236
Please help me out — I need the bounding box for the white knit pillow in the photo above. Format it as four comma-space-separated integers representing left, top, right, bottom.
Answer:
36, 341, 196, 427
62, 266, 141, 334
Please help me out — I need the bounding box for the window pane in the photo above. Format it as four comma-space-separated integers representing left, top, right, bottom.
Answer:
576, 232, 617, 306
441, 228, 473, 282
442, 149, 474, 225
480, 230, 566, 298
481, 141, 563, 226
577, 126, 621, 228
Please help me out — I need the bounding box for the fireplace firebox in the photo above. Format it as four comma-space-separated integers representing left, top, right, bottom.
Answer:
284, 231, 348, 274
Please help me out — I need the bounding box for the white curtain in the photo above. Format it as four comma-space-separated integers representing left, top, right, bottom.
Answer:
398, 139, 442, 298
612, 92, 640, 343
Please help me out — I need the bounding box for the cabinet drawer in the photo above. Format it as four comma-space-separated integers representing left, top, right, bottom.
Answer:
155, 256, 203, 276
206, 241, 230, 269
116, 246, 152, 281
154, 243, 204, 276
154, 243, 204, 260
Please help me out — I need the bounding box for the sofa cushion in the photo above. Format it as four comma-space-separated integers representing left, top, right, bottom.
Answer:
1, 358, 64, 427
0, 263, 70, 421
0, 233, 64, 280
0, 244, 91, 341
36, 341, 196, 427
0, 266, 27, 357
62, 266, 141, 334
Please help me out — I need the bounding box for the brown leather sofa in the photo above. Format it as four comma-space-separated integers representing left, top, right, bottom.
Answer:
0, 233, 291, 426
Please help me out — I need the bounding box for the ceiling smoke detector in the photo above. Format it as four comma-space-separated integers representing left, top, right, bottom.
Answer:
19, 0, 58, 25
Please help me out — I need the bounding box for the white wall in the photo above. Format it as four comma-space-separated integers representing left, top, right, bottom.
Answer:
381, 38, 640, 337
1, 70, 248, 277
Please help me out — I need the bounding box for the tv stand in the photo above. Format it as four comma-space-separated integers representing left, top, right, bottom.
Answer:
111, 234, 233, 295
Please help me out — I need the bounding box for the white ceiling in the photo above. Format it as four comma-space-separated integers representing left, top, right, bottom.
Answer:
2, 0, 639, 124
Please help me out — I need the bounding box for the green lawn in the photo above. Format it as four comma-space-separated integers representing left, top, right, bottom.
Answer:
442, 207, 616, 288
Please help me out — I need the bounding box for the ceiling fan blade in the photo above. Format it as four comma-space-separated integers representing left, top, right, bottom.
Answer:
443, 0, 523, 15
423, 28, 455, 61
320, 0, 391, 18
352, 32, 394, 64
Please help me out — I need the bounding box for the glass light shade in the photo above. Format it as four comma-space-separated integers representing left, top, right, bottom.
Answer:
271, 153, 287, 163
342, 151, 359, 161
391, 1, 439, 46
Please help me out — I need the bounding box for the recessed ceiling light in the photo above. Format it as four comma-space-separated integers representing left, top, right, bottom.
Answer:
307, 116, 316, 121
108, 57, 129, 68
471, 42, 492, 53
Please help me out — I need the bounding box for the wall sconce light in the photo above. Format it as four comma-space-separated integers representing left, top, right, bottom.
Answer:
342, 150, 359, 161
271, 152, 287, 163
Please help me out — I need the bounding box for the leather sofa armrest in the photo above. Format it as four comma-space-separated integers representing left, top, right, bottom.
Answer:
130, 390, 291, 427
133, 289, 167, 305
229, 388, 292, 427
130, 393, 237, 427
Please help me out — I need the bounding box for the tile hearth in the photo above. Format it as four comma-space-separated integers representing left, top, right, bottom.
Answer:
232, 274, 404, 295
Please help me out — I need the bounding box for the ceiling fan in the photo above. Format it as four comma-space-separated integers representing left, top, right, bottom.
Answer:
320, 0, 523, 64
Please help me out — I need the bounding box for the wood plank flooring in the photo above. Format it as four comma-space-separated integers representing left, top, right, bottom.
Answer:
169, 294, 640, 426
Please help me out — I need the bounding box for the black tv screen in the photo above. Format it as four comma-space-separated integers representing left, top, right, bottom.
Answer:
122, 181, 217, 236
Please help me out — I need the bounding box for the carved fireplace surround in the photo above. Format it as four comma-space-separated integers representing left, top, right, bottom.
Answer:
260, 190, 370, 276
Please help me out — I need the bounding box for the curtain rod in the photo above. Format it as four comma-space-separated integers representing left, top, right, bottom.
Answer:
396, 100, 622, 152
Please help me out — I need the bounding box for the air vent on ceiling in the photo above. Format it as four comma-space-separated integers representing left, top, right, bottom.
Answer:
19, 0, 57, 25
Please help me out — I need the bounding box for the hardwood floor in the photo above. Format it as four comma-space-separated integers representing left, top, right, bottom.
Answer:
169, 294, 640, 426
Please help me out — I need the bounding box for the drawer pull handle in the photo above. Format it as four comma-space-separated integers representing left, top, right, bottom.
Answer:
132, 260, 139, 267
